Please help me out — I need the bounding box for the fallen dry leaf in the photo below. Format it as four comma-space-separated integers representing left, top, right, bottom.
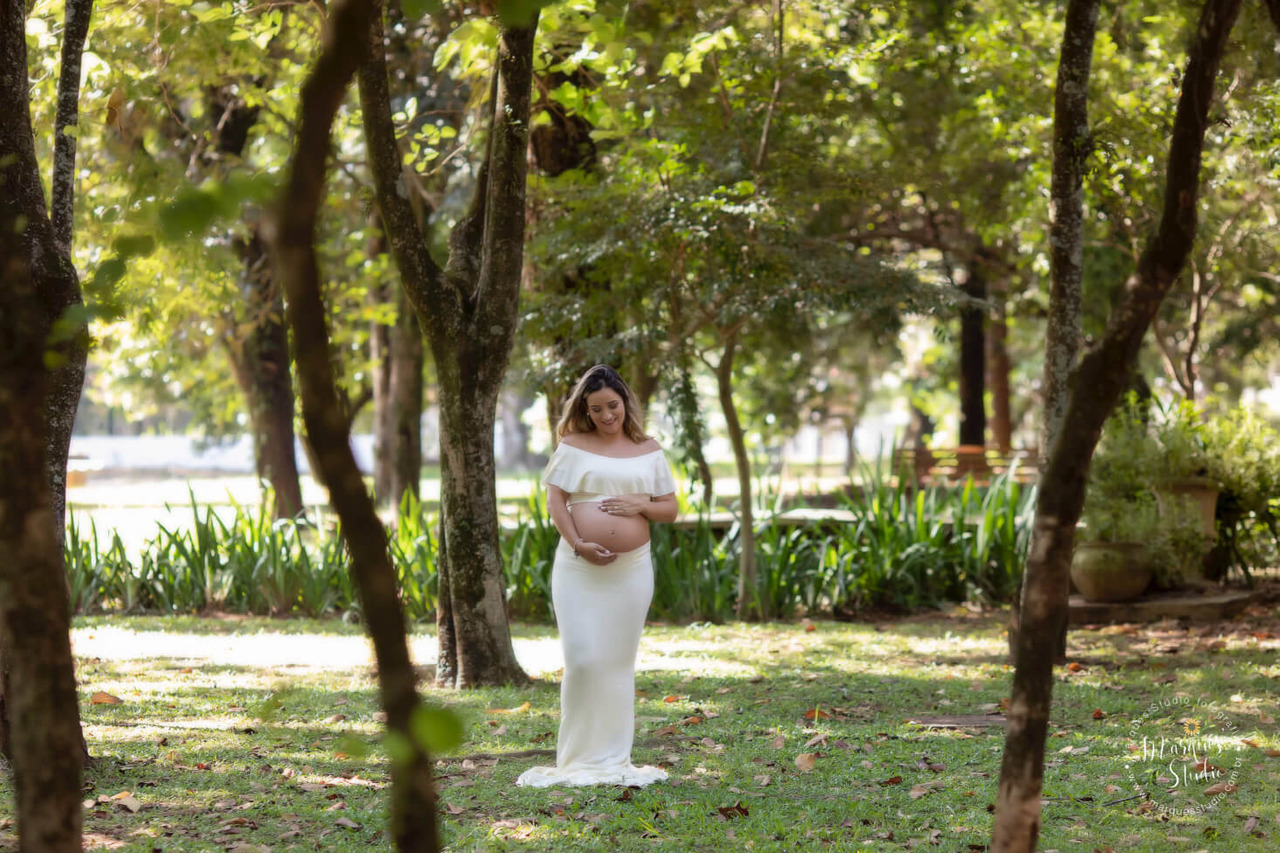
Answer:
1067, 662, 1085, 673
794, 753, 818, 773
1203, 781, 1237, 796
653, 725, 679, 737
878, 775, 903, 787
909, 784, 931, 800
804, 734, 828, 748
717, 802, 750, 819
1244, 815, 1260, 834
753, 774, 771, 787
443, 802, 466, 815
90, 691, 122, 706
1092, 709, 1107, 720
486, 701, 531, 715
115, 796, 141, 813
334, 817, 363, 829
769, 735, 785, 750
803, 708, 831, 721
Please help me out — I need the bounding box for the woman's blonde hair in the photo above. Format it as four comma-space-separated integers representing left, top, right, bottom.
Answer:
556, 365, 647, 443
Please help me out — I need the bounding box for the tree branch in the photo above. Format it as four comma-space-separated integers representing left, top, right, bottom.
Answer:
356, 0, 448, 322
473, 18, 539, 341
51, 0, 94, 253
754, 0, 784, 172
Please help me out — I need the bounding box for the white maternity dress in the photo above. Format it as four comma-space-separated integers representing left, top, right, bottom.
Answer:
516, 443, 676, 788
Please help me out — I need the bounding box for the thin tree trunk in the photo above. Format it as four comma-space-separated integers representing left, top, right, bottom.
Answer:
993, 2, 1242, 849
714, 334, 758, 620
372, 279, 395, 500
987, 291, 1012, 453
958, 260, 987, 446
1009, 0, 1102, 669
389, 283, 424, 503
499, 388, 535, 470
266, 0, 439, 848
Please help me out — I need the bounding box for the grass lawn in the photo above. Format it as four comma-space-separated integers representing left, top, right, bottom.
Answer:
2, 605, 1278, 851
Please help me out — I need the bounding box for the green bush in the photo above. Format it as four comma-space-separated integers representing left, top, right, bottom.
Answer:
1203, 405, 1280, 580
65, 474, 1037, 623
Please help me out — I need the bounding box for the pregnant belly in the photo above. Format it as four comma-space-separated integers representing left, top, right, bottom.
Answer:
570, 502, 651, 553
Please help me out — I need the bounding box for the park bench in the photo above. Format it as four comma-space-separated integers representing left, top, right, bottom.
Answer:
891, 445, 1040, 488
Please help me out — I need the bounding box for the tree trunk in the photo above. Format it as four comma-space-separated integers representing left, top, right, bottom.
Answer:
714, 335, 758, 620
372, 280, 395, 500
992, 2, 1241, 849
986, 291, 1013, 453
958, 260, 987, 446
266, 1, 439, 848
1, 4, 89, 846
432, 351, 527, 686
389, 283, 424, 503
359, 0, 537, 687
499, 387, 535, 470
44, 0, 94, 548
236, 228, 304, 519
373, 280, 425, 507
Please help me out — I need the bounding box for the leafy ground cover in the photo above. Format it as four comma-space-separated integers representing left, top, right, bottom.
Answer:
2, 600, 1279, 851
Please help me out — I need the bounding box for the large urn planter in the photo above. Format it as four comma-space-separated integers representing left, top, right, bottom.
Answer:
1161, 477, 1219, 537
1070, 542, 1153, 603
1156, 477, 1220, 587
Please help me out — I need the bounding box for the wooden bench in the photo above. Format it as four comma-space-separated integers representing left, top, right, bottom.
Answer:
892, 445, 1039, 487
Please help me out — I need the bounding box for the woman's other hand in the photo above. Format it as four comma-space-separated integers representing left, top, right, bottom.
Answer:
577, 540, 617, 565
598, 495, 648, 517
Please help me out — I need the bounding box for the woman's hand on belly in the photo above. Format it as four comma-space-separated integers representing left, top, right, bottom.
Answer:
599, 494, 649, 517
571, 503, 651, 554
576, 540, 617, 565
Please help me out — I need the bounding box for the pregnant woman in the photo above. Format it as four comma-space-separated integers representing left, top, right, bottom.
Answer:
516, 365, 679, 788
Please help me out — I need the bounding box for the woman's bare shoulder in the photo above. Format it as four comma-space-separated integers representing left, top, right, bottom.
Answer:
558, 433, 587, 449
639, 437, 663, 453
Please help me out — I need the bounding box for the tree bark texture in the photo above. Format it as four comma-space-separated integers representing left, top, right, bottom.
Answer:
359, 1, 537, 687
388, 283, 424, 503
715, 336, 759, 620
1038, 0, 1099, 467
1009, 0, 1101, 668
958, 262, 987, 446
44, 0, 96, 546
372, 278, 424, 508
265, 1, 439, 849
986, 293, 1013, 453
992, 2, 1242, 850
235, 228, 305, 519
1, 5, 87, 848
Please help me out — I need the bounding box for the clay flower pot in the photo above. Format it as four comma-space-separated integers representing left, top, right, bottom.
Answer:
1070, 542, 1152, 603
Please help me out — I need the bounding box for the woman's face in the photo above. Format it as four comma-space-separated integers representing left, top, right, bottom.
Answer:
585, 386, 625, 435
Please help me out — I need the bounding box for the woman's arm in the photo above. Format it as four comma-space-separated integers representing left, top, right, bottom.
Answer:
598, 492, 679, 524
547, 484, 616, 564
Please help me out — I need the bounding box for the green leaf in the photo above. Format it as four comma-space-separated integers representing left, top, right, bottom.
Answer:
161, 187, 222, 241
409, 704, 463, 754
90, 257, 129, 292
401, 0, 443, 20
111, 233, 157, 259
